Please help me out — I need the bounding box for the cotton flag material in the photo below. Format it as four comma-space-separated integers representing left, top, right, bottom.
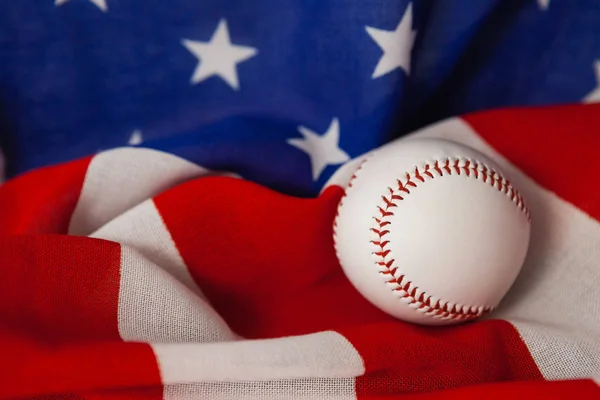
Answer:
1, 0, 599, 196
1, 102, 599, 399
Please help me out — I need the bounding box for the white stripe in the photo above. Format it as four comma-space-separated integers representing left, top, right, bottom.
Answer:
90, 199, 204, 300
114, 240, 236, 343
402, 117, 600, 380
594, 377, 600, 387
152, 331, 365, 384
163, 378, 357, 400
69, 147, 208, 236
514, 322, 600, 380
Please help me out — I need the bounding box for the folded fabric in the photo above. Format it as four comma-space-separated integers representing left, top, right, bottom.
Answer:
2, 0, 599, 195
1, 103, 599, 399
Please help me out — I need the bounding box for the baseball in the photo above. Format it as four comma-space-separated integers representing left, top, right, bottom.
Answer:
332, 137, 531, 325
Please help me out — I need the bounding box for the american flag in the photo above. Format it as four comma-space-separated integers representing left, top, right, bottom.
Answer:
1, 0, 600, 399
2, 103, 600, 398
0, 0, 599, 193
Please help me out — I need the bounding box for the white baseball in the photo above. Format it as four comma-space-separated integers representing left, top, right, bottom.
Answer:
332, 137, 531, 325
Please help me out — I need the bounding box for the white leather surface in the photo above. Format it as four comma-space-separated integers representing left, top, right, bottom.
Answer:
333, 137, 531, 325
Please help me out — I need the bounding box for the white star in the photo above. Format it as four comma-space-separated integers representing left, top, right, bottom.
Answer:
128, 130, 143, 146
181, 19, 258, 90
537, 0, 550, 10
55, 0, 108, 12
365, 2, 416, 78
288, 118, 350, 181
583, 60, 600, 103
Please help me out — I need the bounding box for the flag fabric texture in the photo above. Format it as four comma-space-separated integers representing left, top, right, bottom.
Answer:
0, 1, 599, 194
1, 0, 600, 399
1, 103, 600, 399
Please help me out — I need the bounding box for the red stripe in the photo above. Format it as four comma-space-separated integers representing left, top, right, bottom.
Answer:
347, 319, 542, 398
154, 176, 394, 339
358, 378, 600, 399
26, 387, 163, 400
28, 394, 83, 400
0, 156, 91, 235
0, 235, 161, 399
81, 387, 164, 400
462, 103, 600, 221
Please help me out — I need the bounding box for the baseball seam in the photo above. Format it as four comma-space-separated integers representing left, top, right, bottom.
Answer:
334, 155, 529, 322
332, 155, 373, 231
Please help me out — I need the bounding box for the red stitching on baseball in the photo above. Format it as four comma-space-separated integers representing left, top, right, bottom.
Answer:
333, 156, 372, 230
334, 154, 530, 322
372, 157, 529, 321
